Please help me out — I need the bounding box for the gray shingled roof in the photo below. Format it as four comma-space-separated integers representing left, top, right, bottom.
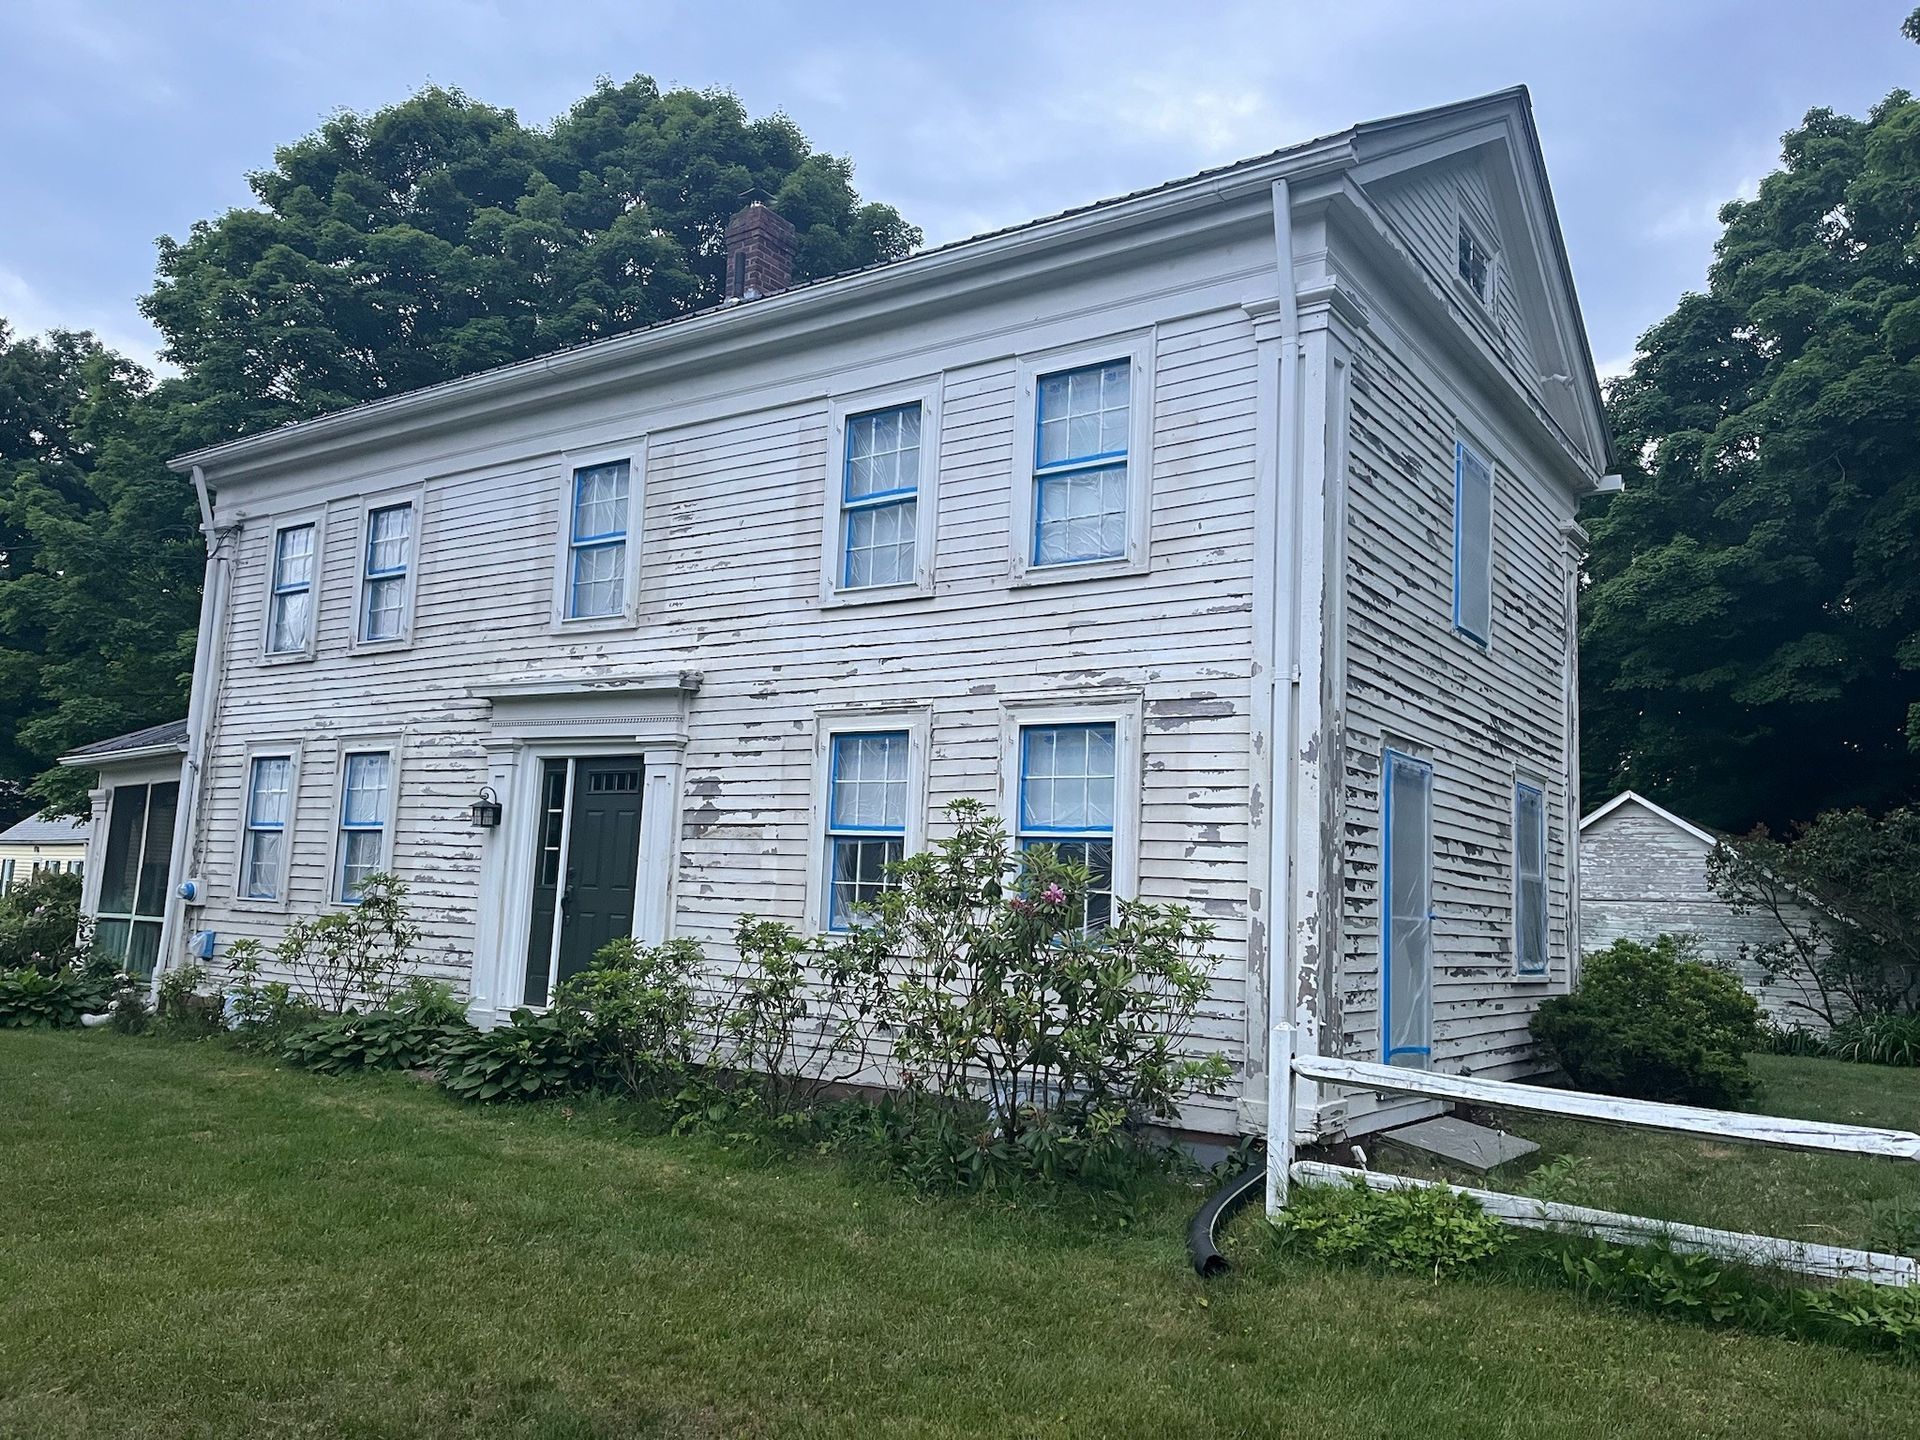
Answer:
62, 718, 189, 760
0, 812, 88, 845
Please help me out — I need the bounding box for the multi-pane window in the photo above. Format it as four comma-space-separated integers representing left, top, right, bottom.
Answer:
1458, 220, 1493, 304
1515, 781, 1549, 977
1453, 439, 1494, 645
567, 461, 630, 619
336, 751, 392, 903
360, 503, 414, 642
840, 403, 921, 589
824, 732, 908, 930
267, 523, 316, 655
1017, 722, 1117, 933
242, 756, 292, 900
1383, 750, 1434, 1069
1032, 360, 1130, 567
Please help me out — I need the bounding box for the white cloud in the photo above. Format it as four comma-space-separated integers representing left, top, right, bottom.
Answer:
0, 261, 169, 371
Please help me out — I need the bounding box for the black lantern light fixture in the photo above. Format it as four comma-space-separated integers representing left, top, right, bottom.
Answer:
470, 786, 503, 829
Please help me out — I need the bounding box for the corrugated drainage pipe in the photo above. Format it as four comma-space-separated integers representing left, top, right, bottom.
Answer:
1187, 1160, 1265, 1277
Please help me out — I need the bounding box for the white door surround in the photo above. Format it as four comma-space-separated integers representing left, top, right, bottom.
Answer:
465, 671, 698, 1026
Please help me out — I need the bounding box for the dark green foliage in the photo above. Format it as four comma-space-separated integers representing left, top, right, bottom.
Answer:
1531, 936, 1764, 1107
1757, 1021, 1828, 1057
1709, 808, 1920, 1025
438, 1007, 599, 1103
0, 867, 85, 972
1583, 88, 1920, 831
554, 938, 706, 1101
1828, 1012, 1920, 1067
106, 981, 151, 1036
220, 939, 319, 1053
142, 80, 918, 427
1270, 1179, 1510, 1276
0, 965, 110, 1027
282, 979, 474, 1075
3, 82, 915, 813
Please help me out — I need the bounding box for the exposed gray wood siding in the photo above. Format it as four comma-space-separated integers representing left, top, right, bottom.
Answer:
1580, 800, 1826, 1027
1325, 258, 1577, 1124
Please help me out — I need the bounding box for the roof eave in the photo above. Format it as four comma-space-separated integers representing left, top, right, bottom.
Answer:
170, 133, 1360, 482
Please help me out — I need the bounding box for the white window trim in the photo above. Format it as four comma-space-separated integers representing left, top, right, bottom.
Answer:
258, 507, 325, 664
1008, 331, 1154, 587
348, 485, 427, 653
996, 691, 1143, 905
322, 736, 403, 907
1513, 771, 1552, 981
1452, 432, 1496, 651
803, 705, 931, 935
819, 377, 942, 607
232, 740, 305, 909
549, 439, 647, 632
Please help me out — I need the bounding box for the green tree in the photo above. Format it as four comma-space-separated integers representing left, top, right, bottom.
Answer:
1583, 80, 1920, 831
144, 80, 918, 423
1, 79, 916, 815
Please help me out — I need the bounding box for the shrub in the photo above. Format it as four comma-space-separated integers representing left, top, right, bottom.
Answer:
156, 963, 226, 1039
555, 938, 707, 1101
0, 868, 86, 974
1531, 935, 1763, 1108
0, 965, 110, 1028
1825, 1011, 1920, 1067
439, 1008, 598, 1103
275, 873, 417, 1013
866, 799, 1231, 1145
1756, 1020, 1827, 1057
283, 979, 474, 1075
108, 979, 152, 1035
1270, 1179, 1510, 1277
221, 939, 320, 1053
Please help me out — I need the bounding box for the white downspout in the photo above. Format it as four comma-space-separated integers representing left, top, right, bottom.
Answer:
157, 465, 228, 981
1264, 178, 1305, 1215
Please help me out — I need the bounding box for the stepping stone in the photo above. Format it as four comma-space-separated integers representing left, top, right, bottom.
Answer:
1382, 1115, 1538, 1172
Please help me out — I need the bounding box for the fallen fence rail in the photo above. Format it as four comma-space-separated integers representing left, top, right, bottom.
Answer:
1267, 1024, 1920, 1287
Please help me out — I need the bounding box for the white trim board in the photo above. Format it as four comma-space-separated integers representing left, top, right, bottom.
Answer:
1579, 789, 1717, 849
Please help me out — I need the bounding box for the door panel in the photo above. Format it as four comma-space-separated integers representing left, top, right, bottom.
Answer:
556, 760, 645, 985
522, 757, 646, 1005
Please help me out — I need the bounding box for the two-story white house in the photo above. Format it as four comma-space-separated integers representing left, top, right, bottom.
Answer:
77, 87, 1611, 1140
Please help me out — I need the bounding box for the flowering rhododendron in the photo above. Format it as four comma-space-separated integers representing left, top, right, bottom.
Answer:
1041, 883, 1067, 906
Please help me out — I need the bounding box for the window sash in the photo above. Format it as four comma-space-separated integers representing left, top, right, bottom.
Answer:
567, 462, 630, 619
1515, 782, 1549, 976
838, 404, 920, 590
1453, 440, 1494, 645
1030, 361, 1130, 567
242, 756, 292, 900
1017, 723, 1117, 836
823, 730, 909, 930
1383, 751, 1434, 1068
360, 504, 413, 642
337, 751, 392, 902
267, 523, 316, 654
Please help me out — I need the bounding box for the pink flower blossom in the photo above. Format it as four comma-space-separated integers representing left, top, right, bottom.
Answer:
1008, 896, 1033, 913
1041, 883, 1067, 906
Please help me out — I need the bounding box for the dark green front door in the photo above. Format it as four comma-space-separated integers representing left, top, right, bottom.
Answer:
522, 756, 645, 1005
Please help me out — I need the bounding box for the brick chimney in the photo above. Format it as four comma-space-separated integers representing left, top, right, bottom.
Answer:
723, 196, 798, 301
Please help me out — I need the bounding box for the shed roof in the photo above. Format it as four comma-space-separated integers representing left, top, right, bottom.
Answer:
59, 718, 190, 763
1579, 790, 1720, 849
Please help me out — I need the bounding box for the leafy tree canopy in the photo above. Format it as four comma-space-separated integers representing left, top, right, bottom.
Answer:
0, 78, 916, 819
143, 79, 919, 425
1583, 81, 1920, 831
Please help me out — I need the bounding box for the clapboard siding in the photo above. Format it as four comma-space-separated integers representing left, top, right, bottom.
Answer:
187, 279, 1263, 1134
1331, 281, 1577, 1124
1580, 801, 1828, 1027
1371, 156, 1540, 391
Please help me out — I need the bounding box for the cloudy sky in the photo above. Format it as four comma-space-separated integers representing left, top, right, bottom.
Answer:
2, 1, 1914, 377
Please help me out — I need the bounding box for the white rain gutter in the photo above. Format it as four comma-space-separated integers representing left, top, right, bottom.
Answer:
1263, 178, 1307, 1215
157, 465, 229, 981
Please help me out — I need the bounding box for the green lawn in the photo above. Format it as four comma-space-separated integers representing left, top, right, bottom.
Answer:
4, 1034, 1919, 1439
1371, 1054, 1920, 1255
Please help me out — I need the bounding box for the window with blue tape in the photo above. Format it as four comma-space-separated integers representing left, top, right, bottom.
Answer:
1017, 721, 1116, 933
824, 732, 908, 929
840, 403, 920, 589
1032, 361, 1129, 567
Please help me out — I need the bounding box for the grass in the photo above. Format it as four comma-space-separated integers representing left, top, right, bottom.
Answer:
3, 1035, 1919, 1439
1370, 1054, 1920, 1256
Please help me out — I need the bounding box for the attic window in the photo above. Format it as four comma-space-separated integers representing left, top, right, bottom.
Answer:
1457, 220, 1494, 305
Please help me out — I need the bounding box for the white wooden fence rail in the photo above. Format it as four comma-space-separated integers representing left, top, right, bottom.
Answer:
1267, 1024, 1920, 1288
